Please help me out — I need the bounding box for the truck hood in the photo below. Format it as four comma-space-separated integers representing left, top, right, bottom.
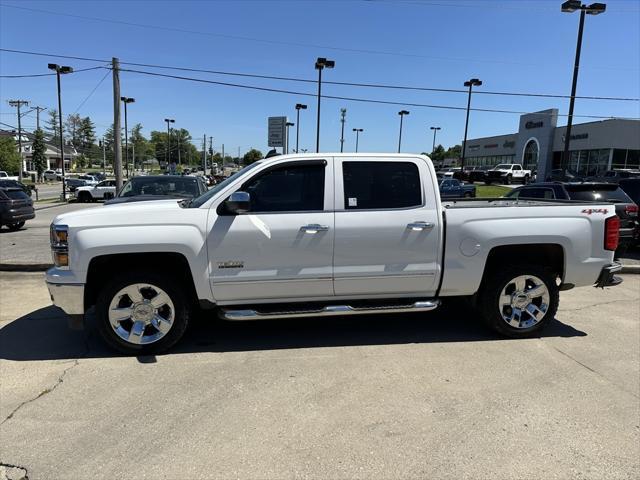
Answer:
53, 199, 184, 228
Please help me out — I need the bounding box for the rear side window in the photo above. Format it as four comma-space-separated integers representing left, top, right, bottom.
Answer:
4, 190, 29, 200
242, 163, 325, 212
565, 186, 632, 203
343, 161, 421, 210
515, 187, 555, 199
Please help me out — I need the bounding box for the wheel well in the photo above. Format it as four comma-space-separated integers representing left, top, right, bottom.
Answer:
84, 252, 199, 310
484, 244, 564, 280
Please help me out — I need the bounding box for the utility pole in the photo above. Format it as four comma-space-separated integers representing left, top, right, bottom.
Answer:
222, 144, 225, 164
238, 146, 241, 163
8, 100, 28, 181
209, 137, 213, 173
102, 136, 106, 175
339, 108, 347, 153
112, 57, 123, 189
33, 106, 47, 130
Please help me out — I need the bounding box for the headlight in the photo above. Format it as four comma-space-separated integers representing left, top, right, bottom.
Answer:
50, 224, 69, 267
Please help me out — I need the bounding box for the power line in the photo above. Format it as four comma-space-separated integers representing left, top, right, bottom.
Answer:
0, 65, 109, 78
1, 3, 637, 71
2, 48, 637, 102
119, 67, 640, 120
73, 67, 112, 113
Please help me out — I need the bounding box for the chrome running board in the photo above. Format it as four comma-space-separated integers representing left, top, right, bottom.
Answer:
219, 300, 440, 321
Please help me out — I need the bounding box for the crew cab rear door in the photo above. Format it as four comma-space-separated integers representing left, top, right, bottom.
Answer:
333, 156, 442, 296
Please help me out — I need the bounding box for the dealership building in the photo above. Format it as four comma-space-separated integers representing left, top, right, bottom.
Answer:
461, 109, 640, 181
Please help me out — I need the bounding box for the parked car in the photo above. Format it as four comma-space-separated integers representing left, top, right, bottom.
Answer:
93, 172, 107, 182
619, 178, 640, 246
0, 187, 35, 231
74, 180, 117, 202
65, 178, 88, 192
485, 164, 531, 185
439, 178, 476, 198
0, 171, 19, 181
0, 179, 33, 197
105, 175, 208, 205
467, 165, 493, 183
594, 169, 640, 183
504, 182, 638, 256
546, 169, 583, 182
46, 153, 623, 355
77, 174, 100, 186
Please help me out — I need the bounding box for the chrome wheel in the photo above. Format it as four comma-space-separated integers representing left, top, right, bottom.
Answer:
108, 283, 175, 345
498, 275, 550, 329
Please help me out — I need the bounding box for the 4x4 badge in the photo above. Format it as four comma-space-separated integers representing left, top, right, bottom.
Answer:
217, 261, 244, 269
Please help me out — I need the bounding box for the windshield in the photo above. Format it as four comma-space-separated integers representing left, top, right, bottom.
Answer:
119, 176, 201, 198
494, 164, 511, 169
189, 162, 262, 208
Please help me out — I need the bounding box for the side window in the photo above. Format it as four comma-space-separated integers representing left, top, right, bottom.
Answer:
513, 165, 521, 171
441, 180, 451, 188
518, 188, 554, 199
451, 179, 460, 187
343, 161, 421, 210
242, 163, 325, 212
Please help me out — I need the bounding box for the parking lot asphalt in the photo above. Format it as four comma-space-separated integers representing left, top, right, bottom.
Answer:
0, 203, 96, 267
0, 272, 638, 479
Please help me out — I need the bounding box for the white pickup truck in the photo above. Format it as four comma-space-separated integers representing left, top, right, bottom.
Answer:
485, 163, 532, 185
0, 171, 19, 181
46, 154, 623, 354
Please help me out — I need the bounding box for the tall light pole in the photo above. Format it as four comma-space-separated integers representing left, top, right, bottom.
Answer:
48, 64, 73, 199
460, 78, 482, 172
285, 122, 294, 154
314, 57, 335, 153
398, 110, 409, 153
353, 128, 363, 153
295, 103, 307, 153
430, 126, 441, 154
561, 1, 606, 172
121, 97, 135, 178
7, 100, 28, 181
164, 118, 175, 167
339, 108, 347, 152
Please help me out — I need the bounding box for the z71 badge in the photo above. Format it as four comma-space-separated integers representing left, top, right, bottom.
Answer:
217, 261, 244, 269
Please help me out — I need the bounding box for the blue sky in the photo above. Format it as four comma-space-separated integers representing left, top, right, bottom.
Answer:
1, 0, 639, 156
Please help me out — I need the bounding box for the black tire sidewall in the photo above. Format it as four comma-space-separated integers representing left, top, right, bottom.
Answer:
478, 265, 559, 338
96, 271, 190, 355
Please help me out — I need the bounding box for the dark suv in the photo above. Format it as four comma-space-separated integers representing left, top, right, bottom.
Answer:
0, 187, 35, 231
505, 182, 638, 256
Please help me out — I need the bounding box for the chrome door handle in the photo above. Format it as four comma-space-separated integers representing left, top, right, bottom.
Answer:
407, 221, 434, 231
300, 224, 329, 233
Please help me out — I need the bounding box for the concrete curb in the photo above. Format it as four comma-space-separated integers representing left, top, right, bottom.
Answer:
2, 262, 640, 274
34, 202, 68, 211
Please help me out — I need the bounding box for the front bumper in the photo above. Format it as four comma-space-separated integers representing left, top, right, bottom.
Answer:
46, 281, 85, 319
594, 262, 623, 288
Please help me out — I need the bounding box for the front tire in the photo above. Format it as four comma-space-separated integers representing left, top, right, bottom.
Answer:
7, 221, 25, 231
505, 174, 512, 185
78, 192, 91, 203
96, 271, 190, 355
478, 265, 559, 338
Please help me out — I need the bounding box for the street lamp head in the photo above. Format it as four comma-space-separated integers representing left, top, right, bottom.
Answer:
286, 122, 295, 127
561, 0, 582, 12
121, 97, 135, 104
399, 110, 410, 116
315, 57, 335, 69
352, 128, 363, 132
430, 126, 441, 131
60, 66, 73, 74
464, 78, 482, 87
295, 103, 308, 110
586, 2, 606, 14
164, 118, 175, 123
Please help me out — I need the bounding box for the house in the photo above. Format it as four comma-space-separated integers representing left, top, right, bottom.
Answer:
0, 129, 78, 172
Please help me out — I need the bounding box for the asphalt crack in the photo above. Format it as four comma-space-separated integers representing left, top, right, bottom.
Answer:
0, 331, 91, 426
561, 298, 636, 312
0, 462, 29, 480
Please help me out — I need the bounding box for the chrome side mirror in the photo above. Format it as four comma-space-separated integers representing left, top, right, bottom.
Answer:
226, 191, 251, 214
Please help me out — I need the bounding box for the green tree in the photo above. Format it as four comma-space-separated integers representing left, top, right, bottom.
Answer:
429, 144, 446, 162
242, 148, 263, 164
45, 109, 61, 144
0, 137, 20, 173
79, 117, 96, 150
65, 113, 83, 148
446, 144, 462, 159
129, 123, 148, 169
31, 128, 48, 181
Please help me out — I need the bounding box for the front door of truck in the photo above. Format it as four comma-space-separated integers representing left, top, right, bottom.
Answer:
333, 157, 442, 296
208, 159, 335, 303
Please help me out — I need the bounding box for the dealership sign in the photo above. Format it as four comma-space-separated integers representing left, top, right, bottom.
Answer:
525, 121, 544, 129
268, 116, 287, 147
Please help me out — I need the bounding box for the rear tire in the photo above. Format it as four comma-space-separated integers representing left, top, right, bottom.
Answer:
78, 192, 91, 203
7, 221, 25, 231
464, 192, 472, 198
96, 271, 190, 355
477, 264, 559, 338
523, 175, 530, 185
505, 174, 512, 185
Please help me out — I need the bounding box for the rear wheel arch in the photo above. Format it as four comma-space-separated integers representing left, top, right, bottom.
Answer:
481, 244, 565, 285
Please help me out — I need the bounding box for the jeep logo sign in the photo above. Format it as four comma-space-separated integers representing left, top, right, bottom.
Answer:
525, 121, 543, 129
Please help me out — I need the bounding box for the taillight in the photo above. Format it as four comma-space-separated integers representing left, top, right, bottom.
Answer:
604, 216, 620, 251
625, 204, 638, 217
